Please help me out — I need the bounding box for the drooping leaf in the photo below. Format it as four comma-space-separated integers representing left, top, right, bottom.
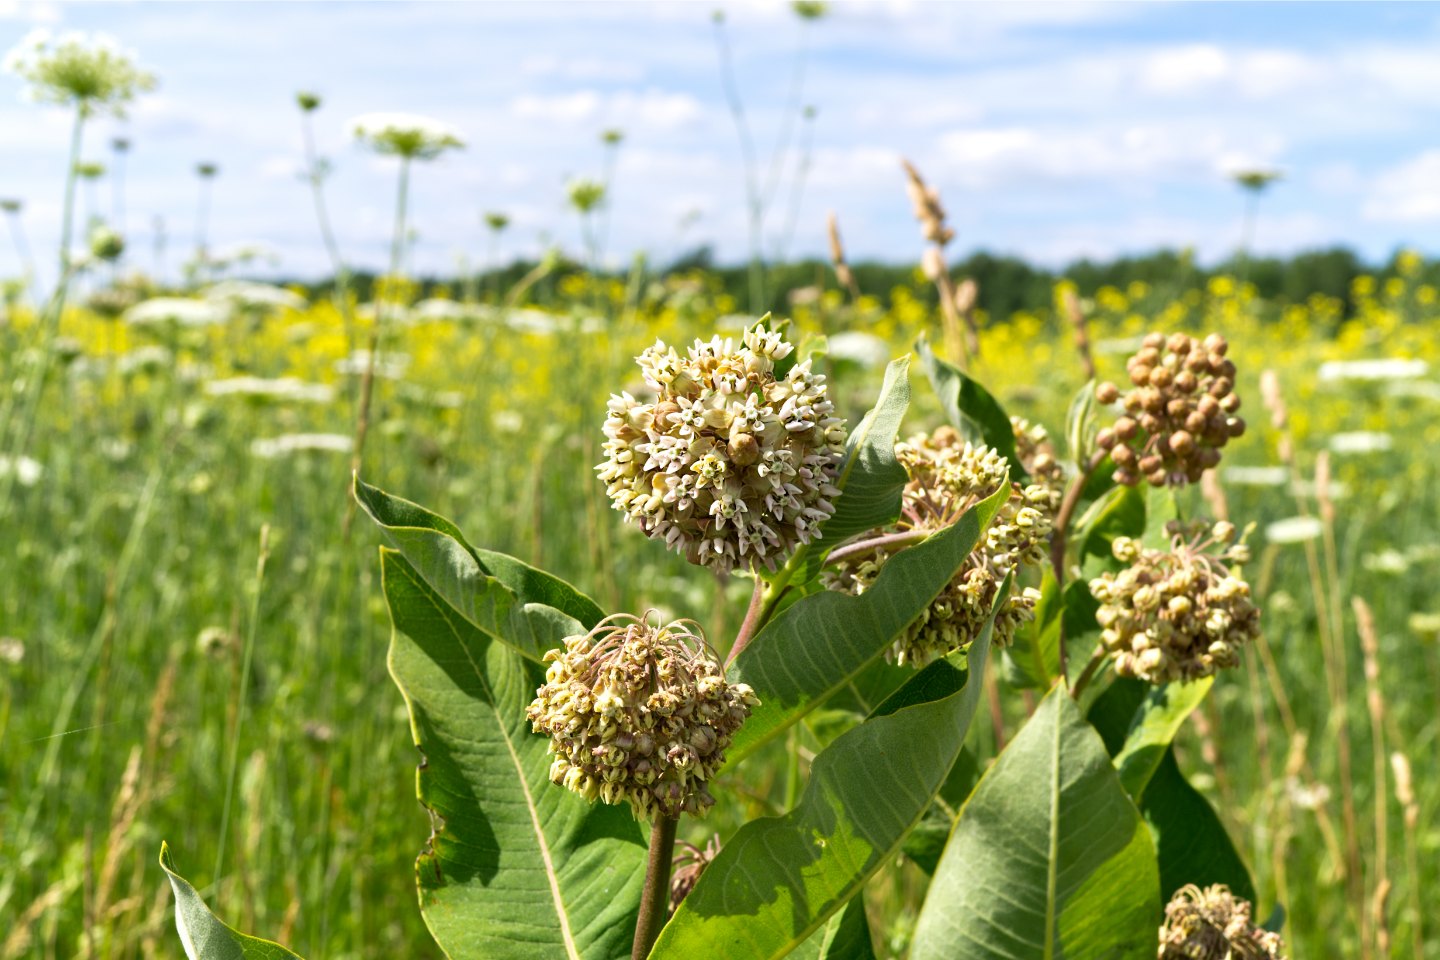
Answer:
910, 687, 1161, 960
1113, 677, 1215, 800
917, 334, 1026, 483
1087, 676, 1255, 903
788, 894, 877, 960
159, 843, 304, 959
652, 583, 1006, 960
725, 477, 1011, 765
356, 476, 603, 661
381, 549, 646, 960
789, 357, 911, 584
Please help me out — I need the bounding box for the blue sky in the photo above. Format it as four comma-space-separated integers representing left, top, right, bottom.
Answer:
4, 1, 1440, 285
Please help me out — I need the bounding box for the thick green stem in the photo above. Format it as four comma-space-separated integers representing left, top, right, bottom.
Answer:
632, 815, 679, 959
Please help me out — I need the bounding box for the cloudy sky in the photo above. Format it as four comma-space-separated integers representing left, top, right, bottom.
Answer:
4, 1, 1440, 285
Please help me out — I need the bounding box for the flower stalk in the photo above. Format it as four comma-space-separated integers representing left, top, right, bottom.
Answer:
632, 815, 679, 960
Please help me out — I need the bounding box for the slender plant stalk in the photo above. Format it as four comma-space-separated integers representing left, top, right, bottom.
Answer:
344, 155, 411, 536
632, 816, 679, 960
1353, 597, 1392, 957
711, 14, 765, 312
215, 524, 271, 884
299, 108, 358, 357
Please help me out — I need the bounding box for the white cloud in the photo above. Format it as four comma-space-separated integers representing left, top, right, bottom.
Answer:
0, 0, 60, 23
1364, 150, 1440, 222
520, 54, 645, 83
510, 88, 703, 129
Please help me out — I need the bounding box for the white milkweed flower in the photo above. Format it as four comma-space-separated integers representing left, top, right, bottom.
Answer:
1317, 358, 1427, 382
3, 29, 156, 116
205, 280, 306, 313
1264, 516, 1324, 545
204, 377, 335, 404
349, 112, 464, 160
1326, 431, 1392, 455
250, 433, 353, 459
124, 297, 228, 328
0, 454, 43, 487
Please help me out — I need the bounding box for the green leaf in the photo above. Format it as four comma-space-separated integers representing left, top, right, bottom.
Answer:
1113, 677, 1214, 800
788, 895, 876, 960
910, 687, 1161, 960
725, 477, 1011, 765
1141, 485, 1181, 550
381, 549, 646, 959
652, 583, 1006, 960
916, 334, 1026, 483
159, 843, 304, 959
356, 476, 604, 661
788, 357, 911, 584
1076, 484, 1145, 571
1004, 568, 1061, 690
1087, 677, 1255, 903
1065, 379, 1099, 469
900, 747, 982, 875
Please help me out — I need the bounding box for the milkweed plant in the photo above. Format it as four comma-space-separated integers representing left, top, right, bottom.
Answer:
162, 317, 1287, 959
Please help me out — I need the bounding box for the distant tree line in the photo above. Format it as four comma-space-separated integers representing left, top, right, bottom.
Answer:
291, 245, 1435, 322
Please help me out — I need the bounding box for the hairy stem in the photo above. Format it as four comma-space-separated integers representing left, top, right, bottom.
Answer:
632, 815, 679, 959
726, 575, 767, 667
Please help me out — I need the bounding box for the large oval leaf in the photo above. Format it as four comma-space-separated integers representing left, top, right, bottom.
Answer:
917, 334, 1025, 483
725, 477, 1011, 765
381, 549, 646, 959
787, 356, 911, 584
159, 843, 304, 959
910, 686, 1161, 960
357, 476, 603, 661
651, 581, 1005, 960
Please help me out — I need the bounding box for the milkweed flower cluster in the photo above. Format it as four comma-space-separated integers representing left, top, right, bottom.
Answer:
825, 427, 1058, 666
1158, 884, 1286, 959
1090, 520, 1260, 685
1010, 416, 1065, 499
1095, 333, 1245, 487
527, 613, 758, 820
3, 29, 156, 116
597, 322, 846, 574
349, 112, 464, 160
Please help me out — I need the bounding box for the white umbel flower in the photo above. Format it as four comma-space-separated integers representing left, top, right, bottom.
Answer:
349, 112, 464, 160
124, 297, 227, 328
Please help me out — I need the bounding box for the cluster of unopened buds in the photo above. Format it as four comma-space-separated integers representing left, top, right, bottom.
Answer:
597, 321, 846, 574
1095, 333, 1245, 487
825, 426, 1058, 666
1010, 415, 1066, 500
527, 613, 757, 820
1089, 520, 1260, 685
1158, 884, 1287, 959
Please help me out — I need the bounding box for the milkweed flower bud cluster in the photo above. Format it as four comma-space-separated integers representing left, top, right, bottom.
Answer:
597, 323, 845, 574
1158, 884, 1286, 959
825, 426, 1058, 666
1010, 416, 1066, 499
1095, 333, 1245, 487
527, 613, 758, 820
1090, 520, 1260, 685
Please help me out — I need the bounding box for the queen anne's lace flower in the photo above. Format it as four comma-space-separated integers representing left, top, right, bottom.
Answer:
1090, 520, 1261, 684
826, 427, 1058, 667
3, 29, 156, 116
527, 613, 757, 820
1096, 332, 1245, 487
597, 322, 845, 574
349, 112, 464, 160
1158, 884, 1286, 959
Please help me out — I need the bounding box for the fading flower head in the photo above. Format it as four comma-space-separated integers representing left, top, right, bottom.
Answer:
826, 427, 1058, 666
3, 29, 156, 116
1090, 520, 1260, 684
349, 112, 464, 160
597, 321, 846, 574
527, 613, 757, 820
1159, 884, 1286, 959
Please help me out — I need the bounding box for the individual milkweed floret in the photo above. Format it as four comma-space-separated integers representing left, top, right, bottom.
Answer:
825, 426, 1058, 667
1158, 884, 1287, 959
527, 613, 758, 820
597, 321, 846, 574
1089, 520, 1260, 684
1095, 332, 1245, 487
